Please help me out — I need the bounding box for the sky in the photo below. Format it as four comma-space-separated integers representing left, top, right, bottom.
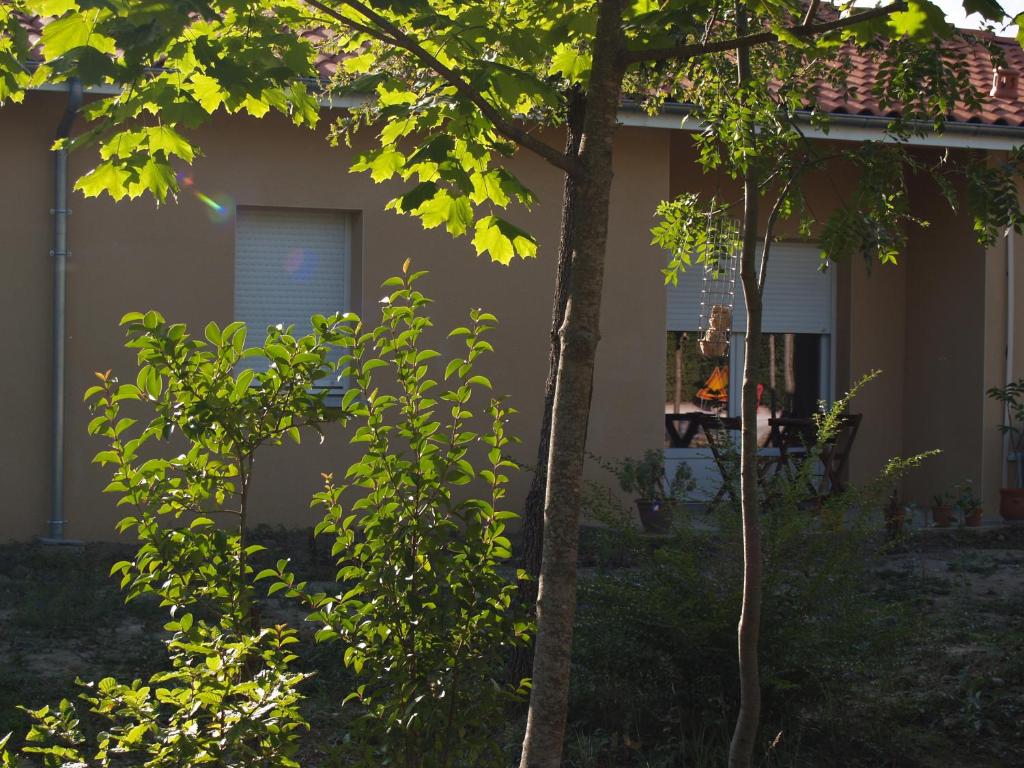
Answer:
929, 0, 1023, 33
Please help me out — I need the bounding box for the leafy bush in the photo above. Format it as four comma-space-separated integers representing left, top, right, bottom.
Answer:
569, 375, 930, 766
4, 269, 526, 768
596, 449, 696, 503
2, 312, 342, 765
265, 268, 529, 768
18, 622, 307, 768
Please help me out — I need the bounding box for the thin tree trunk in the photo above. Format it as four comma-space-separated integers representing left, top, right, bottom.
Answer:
520, 91, 586, 575
519, 2, 624, 765
516, 84, 586, 636
783, 332, 795, 397
728, 4, 765, 767
674, 331, 684, 414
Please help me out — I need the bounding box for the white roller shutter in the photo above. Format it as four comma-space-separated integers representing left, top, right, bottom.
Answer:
666, 243, 833, 333
234, 207, 351, 373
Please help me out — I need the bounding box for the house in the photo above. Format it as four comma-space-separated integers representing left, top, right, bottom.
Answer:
3, 22, 1024, 541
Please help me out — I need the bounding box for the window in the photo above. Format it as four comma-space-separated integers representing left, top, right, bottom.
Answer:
234, 207, 352, 384
665, 243, 834, 449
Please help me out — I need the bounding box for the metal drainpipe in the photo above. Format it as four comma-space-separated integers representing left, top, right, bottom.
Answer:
44, 78, 82, 542
1007, 229, 1018, 489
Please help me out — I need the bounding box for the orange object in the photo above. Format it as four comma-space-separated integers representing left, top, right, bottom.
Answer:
696, 366, 729, 404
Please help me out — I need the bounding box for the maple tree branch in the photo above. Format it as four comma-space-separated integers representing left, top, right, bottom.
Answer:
622, 1, 907, 64
802, 0, 822, 27
304, 0, 583, 176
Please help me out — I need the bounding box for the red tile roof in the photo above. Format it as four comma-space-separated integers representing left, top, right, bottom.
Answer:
18, 12, 1024, 129
812, 31, 1024, 126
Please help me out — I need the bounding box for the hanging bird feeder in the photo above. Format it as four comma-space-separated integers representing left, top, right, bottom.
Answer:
697, 214, 740, 358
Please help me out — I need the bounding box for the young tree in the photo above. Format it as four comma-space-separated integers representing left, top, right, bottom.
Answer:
1, 2, 1010, 764
652, 4, 1024, 766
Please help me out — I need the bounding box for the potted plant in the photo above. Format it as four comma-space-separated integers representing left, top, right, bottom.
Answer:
604, 450, 695, 533
986, 379, 1024, 521
954, 479, 984, 528
931, 490, 954, 528
884, 490, 906, 538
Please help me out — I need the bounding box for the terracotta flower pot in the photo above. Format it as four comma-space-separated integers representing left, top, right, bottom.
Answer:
964, 507, 984, 527
999, 488, 1024, 521
635, 499, 672, 534
932, 504, 954, 528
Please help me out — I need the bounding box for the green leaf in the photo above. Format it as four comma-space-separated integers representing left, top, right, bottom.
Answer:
40, 14, 116, 59
189, 74, 225, 114
135, 158, 177, 202
472, 216, 514, 265
888, 0, 951, 38
963, 0, 1004, 21
32, 0, 80, 14
548, 43, 591, 82
396, 181, 439, 214
74, 160, 129, 199
146, 125, 194, 163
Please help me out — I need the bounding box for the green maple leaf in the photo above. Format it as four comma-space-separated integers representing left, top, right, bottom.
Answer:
40, 12, 116, 59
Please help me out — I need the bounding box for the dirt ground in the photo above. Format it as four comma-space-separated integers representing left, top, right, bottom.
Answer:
0, 526, 1022, 766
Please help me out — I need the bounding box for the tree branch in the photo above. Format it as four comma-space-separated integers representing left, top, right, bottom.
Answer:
623, 1, 907, 65
802, 0, 822, 27
304, 0, 583, 176
758, 161, 806, 293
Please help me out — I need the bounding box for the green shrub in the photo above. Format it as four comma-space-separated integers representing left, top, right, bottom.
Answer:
569, 375, 930, 766
265, 267, 529, 768
3, 309, 342, 765
5, 269, 527, 768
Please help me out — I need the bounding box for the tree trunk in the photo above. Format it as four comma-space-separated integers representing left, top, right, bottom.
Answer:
674, 331, 683, 414
728, 5, 765, 767
518, 2, 624, 765
515, 88, 586, 670
728, 171, 765, 768
783, 332, 795, 397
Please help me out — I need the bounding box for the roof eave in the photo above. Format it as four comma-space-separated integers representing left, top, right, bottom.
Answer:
29, 81, 1024, 151
618, 99, 1024, 151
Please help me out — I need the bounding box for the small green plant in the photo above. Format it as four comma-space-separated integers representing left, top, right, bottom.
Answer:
4, 311, 343, 765
599, 449, 695, 503
954, 479, 981, 511
19, 622, 307, 768
263, 266, 529, 768
987, 379, 1024, 487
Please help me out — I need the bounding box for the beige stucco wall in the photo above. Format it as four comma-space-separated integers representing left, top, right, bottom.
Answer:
0, 95, 55, 540
0, 92, 670, 541
3, 91, 1020, 539
900, 168, 989, 508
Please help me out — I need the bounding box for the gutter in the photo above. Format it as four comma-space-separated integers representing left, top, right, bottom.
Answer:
31, 81, 1024, 150
618, 100, 1024, 151
40, 77, 82, 544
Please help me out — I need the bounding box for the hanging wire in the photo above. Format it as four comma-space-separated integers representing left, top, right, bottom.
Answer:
696, 213, 740, 358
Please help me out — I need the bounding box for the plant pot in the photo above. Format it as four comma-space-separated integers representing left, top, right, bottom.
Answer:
635, 499, 672, 534
964, 507, 984, 527
932, 504, 954, 528
999, 488, 1024, 521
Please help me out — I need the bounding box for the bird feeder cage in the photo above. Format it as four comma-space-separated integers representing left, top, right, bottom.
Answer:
697, 215, 740, 359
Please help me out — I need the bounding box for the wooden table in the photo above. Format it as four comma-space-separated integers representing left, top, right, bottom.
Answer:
665, 411, 862, 507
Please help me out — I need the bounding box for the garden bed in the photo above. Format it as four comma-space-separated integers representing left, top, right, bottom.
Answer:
1, 526, 1022, 766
